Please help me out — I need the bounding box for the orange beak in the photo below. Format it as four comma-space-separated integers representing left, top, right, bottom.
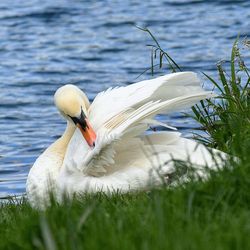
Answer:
77, 119, 96, 147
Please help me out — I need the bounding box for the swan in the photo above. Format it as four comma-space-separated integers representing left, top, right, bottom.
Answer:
26, 72, 226, 208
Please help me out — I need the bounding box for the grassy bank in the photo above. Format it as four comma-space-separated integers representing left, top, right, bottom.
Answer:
1, 37, 250, 249
1, 171, 250, 250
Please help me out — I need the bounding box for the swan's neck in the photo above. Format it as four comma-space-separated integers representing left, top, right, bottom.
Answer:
47, 121, 76, 158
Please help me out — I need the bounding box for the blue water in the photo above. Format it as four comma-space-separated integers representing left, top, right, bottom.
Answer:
0, 0, 249, 198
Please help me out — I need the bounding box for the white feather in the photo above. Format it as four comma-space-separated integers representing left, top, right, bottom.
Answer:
26, 72, 228, 208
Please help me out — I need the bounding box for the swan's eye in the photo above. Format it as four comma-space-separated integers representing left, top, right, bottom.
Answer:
68, 109, 89, 132
69, 116, 78, 125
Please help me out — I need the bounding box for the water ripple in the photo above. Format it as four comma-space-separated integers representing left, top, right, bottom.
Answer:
0, 0, 249, 198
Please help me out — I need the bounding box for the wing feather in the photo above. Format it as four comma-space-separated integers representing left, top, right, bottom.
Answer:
88, 72, 204, 130
64, 72, 213, 176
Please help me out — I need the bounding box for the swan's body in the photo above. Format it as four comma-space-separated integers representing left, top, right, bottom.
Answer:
26, 72, 226, 208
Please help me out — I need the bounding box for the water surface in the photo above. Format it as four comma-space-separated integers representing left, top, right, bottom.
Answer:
0, 0, 249, 198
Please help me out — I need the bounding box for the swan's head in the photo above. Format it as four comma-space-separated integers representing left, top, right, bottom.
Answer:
54, 84, 96, 147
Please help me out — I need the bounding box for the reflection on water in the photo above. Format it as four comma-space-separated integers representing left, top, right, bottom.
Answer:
0, 0, 249, 197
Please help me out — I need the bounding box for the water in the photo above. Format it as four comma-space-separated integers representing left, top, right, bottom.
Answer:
0, 0, 249, 198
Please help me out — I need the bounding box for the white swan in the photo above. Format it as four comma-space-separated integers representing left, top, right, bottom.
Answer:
26, 72, 226, 208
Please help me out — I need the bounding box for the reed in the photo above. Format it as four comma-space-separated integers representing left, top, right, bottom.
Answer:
191, 39, 250, 158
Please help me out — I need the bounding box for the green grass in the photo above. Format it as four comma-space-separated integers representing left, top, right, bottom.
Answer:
1, 34, 250, 250
1, 163, 250, 250
191, 39, 250, 157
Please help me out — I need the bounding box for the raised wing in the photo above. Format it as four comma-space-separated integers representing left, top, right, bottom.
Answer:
63, 72, 213, 176
88, 72, 204, 130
